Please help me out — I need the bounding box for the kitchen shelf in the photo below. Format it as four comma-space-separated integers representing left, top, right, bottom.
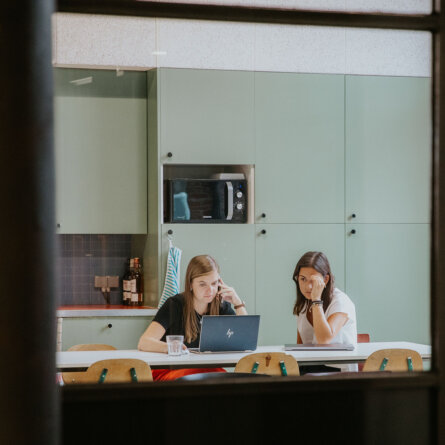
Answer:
57, 305, 157, 318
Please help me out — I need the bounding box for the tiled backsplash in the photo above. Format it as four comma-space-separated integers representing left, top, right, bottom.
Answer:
56, 235, 131, 305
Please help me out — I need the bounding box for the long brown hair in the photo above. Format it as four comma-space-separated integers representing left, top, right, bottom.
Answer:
292, 251, 334, 316
183, 255, 222, 343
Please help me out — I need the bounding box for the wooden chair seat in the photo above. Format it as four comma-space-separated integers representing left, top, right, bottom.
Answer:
362, 348, 423, 372
67, 344, 116, 351
62, 359, 153, 384
62, 344, 119, 384
235, 352, 300, 376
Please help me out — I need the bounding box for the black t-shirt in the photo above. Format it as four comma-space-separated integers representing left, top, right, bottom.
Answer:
153, 293, 235, 348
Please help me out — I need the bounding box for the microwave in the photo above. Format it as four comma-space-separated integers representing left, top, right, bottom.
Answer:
164, 179, 248, 223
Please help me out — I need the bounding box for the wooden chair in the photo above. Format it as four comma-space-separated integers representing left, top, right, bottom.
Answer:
67, 344, 116, 351
62, 358, 153, 384
362, 348, 423, 372
235, 352, 300, 376
62, 344, 118, 384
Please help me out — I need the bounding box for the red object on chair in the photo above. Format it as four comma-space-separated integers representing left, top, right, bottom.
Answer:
152, 367, 226, 381
357, 333, 370, 371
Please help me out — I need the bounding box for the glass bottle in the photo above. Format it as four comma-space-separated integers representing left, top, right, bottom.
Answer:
131, 257, 144, 306
122, 258, 133, 306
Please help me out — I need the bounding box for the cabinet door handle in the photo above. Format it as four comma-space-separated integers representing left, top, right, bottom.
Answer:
261, 213, 266, 218
167, 152, 173, 158
261, 229, 266, 235
107, 323, 113, 329
351, 213, 356, 218
350, 229, 356, 235
225, 182, 233, 221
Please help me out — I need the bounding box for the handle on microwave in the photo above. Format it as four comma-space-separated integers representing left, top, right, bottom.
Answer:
226, 181, 233, 220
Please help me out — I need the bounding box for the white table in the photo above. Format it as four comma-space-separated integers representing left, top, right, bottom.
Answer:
56, 341, 431, 370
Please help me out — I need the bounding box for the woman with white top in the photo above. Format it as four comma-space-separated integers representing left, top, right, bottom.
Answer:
293, 251, 357, 372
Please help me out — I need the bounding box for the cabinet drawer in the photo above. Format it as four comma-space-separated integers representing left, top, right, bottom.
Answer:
61, 316, 153, 351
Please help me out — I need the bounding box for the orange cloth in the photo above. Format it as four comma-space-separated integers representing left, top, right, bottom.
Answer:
152, 367, 226, 381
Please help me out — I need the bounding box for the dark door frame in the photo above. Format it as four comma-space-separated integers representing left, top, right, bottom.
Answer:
2, 1, 441, 444
55, 1, 445, 442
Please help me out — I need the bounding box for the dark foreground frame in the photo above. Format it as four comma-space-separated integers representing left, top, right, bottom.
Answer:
56, 2, 445, 443
0, 1, 440, 444
62, 373, 437, 444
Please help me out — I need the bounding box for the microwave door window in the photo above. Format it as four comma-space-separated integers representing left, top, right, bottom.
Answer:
188, 181, 219, 221
173, 181, 218, 222
171, 180, 230, 222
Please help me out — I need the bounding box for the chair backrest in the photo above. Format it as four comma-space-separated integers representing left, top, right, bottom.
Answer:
357, 333, 370, 371
235, 352, 300, 376
62, 359, 153, 384
357, 333, 370, 343
362, 348, 423, 372
67, 344, 117, 351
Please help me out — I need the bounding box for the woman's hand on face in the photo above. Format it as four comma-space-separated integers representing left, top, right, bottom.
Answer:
217, 278, 242, 306
310, 275, 326, 301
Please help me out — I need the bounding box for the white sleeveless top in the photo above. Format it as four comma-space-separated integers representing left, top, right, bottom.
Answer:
297, 288, 357, 345
297, 288, 357, 371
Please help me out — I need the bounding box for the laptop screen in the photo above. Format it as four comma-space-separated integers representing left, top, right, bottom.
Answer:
196, 315, 260, 352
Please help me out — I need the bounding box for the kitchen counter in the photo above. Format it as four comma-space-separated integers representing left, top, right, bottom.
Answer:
57, 305, 158, 318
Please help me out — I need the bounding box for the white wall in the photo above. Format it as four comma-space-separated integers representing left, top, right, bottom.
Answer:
53, 1, 431, 76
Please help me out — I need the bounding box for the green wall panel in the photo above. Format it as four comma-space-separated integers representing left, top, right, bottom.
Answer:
255, 224, 345, 346
346, 75, 431, 223
55, 96, 147, 234
255, 72, 345, 223
160, 68, 255, 164
161, 224, 256, 314
345, 223, 430, 344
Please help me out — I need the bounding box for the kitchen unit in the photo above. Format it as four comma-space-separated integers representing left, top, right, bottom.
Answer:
55, 67, 431, 348
143, 68, 431, 346
54, 69, 147, 234
57, 306, 156, 350
54, 69, 152, 350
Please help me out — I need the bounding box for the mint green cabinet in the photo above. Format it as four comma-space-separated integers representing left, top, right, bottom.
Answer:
159, 68, 255, 164
161, 224, 256, 313
54, 68, 148, 234
345, 224, 430, 344
144, 69, 432, 350
345, 76, 431, 345
61, 316, 153, 350
346, 75, 431, 223
255, 224, 345, 346
255, 73, 345, 223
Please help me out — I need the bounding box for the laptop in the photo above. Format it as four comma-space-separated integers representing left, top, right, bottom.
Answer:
190, 315, 260, 353
284, 343, 355, 351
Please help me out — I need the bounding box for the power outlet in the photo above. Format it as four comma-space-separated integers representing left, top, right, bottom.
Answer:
94, 276, 106, 288
94, 276, 119, 289
107, 276, 119, 288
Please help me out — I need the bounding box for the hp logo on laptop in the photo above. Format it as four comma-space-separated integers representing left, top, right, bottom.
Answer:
226, 329, 234, 339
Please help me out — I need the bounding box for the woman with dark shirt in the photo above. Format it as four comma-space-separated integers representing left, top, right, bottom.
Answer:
138, 254, 247, 380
